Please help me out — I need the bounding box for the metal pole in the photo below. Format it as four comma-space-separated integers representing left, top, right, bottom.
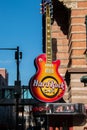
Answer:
15, 46, 21, 130
15, 101, 19, 129
0, 48, 17, 50
16, 46, 20, 82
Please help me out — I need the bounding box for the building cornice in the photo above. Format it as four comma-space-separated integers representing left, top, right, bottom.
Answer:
58, 0, 87, 9
59, 0, 77, 9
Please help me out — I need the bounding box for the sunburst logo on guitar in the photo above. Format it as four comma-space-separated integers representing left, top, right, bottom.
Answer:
33, 76, 65, 98
29, 0, 66, 102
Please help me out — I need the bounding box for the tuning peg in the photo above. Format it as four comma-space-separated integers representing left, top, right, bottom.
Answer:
40, 9, 44, 14
40, 2, 45, 6
40, 7, 44, 14
40, 10, 42, 14
40, 3, 42, 6
50, 4, 53, 8
40, 7, 43, 10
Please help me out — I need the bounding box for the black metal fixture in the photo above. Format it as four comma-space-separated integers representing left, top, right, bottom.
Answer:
14, 46, 22, 130
80, 76, 87, 86
14, 46, 22, 98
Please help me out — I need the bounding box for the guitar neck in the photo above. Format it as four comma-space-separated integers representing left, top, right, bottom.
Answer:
46, 4, 52, 64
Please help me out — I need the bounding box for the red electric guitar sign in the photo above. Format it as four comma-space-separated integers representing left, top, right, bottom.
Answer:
29, 0, 66, 102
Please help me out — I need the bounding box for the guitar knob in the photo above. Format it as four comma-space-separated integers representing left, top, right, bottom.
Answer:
39, 58, 43, 62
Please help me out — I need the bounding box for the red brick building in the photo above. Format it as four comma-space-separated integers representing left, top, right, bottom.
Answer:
0, 68, 8, 86
51, 0, 87, 129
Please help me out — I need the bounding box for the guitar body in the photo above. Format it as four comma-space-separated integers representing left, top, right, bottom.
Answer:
30, 54, 66, 102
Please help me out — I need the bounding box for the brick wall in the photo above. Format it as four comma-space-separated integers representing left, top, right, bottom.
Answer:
52, 0, 70, 102
0, 68, 8, 86
52, 0, 87, 104
67, 0, 87, 105
69, 1, 87, 68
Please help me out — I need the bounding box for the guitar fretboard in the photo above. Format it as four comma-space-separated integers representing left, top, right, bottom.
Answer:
46, 5, 52, 64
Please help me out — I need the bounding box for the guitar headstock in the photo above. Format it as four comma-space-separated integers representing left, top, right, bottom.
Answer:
40, 0, 53, 24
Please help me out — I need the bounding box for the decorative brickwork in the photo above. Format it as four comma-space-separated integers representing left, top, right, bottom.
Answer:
65, 3, 87, 124
52, 1, 87, 128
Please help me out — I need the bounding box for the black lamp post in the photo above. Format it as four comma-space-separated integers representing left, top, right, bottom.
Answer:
14, 46, 22, 99
14, 46, 22, 130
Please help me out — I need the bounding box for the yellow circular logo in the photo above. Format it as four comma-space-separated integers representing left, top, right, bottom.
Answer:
41, 76, 59, 98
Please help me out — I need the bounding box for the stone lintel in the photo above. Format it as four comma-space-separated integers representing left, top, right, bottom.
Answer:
68, 68, 87, 73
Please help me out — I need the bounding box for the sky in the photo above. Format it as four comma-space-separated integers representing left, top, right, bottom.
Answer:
0, 0, 42, 86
